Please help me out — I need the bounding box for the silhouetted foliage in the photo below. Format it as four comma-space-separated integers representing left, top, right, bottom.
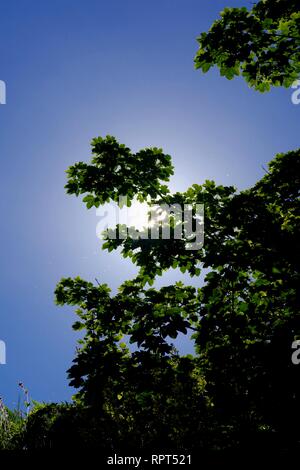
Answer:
50, 139, 300, 455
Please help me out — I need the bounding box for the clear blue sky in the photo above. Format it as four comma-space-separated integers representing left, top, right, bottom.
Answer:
0, 0, 299, 407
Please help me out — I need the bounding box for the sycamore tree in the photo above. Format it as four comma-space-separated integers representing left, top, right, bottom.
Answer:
53, 135, 300, 450
54, 137, 213, 450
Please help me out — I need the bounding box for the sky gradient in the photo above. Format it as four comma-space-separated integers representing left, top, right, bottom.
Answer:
0, 0, 299, 407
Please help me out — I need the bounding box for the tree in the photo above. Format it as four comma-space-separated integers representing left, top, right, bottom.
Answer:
54, 134, 300, 453
195, 0, 300, 91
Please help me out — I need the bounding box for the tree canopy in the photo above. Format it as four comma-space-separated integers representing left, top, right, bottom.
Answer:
51, 137, 300, 454
195, 0, 300, 91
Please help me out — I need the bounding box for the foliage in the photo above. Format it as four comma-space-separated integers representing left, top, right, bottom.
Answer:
65, 135, 174, 207
195, 0, 300, 91
51, 135, 300, 452
0, 399, 24, 450
0, 383, 35, 450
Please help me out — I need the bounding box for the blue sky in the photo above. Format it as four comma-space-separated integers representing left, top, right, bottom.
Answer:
0, 0, 299, 407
